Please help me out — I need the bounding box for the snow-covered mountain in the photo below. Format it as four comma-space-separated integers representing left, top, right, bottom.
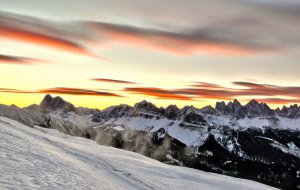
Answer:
0, 117, 277, 190
0, 94, 300, 189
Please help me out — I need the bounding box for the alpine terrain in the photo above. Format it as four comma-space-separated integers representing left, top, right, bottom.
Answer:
1, 95, 300, 189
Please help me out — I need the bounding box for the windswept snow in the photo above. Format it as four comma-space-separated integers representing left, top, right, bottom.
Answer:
0, 117, 277, 190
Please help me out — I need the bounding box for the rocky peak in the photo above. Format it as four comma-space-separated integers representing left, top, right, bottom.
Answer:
233, 99, 242, 107
227, 99, 242, 116
181, 105, 202, 116
164, 105, 180, 120
104, 104, 132, 118
132, 100, 162, 115
244, 99, 274, 118
40, 94, 76, 113
276, 104, 300, 118
215, 101, 227, 115
200, 105, 216, 115
245, 99, 259, 107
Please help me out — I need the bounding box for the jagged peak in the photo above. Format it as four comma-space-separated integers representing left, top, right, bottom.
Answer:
215, 101, 226, 107
132, 100, 161, 115
40, 94, 76, 113
246, 99, 259, 106
133, 100, 157, 109
103, 104, 132, 111
135, 99, 150, 105
202, 105, 214, 109
289, 104, 299, 109
233, 99, 241, 106
166, 104, 179, 110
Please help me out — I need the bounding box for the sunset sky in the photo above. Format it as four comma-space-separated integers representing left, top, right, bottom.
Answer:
0, 0, 300, 109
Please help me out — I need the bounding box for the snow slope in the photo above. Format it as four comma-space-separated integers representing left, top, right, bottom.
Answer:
0, 117, 277, 190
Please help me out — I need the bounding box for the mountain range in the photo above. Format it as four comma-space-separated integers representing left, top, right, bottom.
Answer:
0, 94, 300, 190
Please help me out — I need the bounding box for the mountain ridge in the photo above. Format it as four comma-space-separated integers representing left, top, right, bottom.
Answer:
1, 94, 300, 189
32, 94, 300, 119
95, 98, 300, 120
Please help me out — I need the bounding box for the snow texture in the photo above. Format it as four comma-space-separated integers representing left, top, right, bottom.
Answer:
0, 117, 277, 190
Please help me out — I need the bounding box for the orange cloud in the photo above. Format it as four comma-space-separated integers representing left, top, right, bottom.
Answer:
124, 81, 300, 105
39, 87, 123, 97
0, 87, 123, 97
124, 87, 193, 100
1, 12, 272, 58
255, 98, 300, 105
91, 78, 136, 84
90, 22, 262, 56
0, 27, 92, 56
0, 54, 35, 65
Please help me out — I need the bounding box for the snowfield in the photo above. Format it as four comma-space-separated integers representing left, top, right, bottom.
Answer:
0, 117, 277, 190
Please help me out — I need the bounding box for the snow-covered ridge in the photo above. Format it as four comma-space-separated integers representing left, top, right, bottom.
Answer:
0, 117, 277, 190
1, 95, 300, 189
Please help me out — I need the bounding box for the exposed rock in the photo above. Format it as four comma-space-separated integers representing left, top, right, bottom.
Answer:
244, 100, 275, 118
276, 104, 300, 118
131, 100, 162, 116
200, 105, 216, 115
40, 94, 76, 113
164, 105, 180, 120
183, 112, 206, 125
24, 104, 40, 111
215, 101, 227, 115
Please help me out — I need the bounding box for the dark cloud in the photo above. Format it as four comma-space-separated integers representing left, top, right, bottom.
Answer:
2, 5, 299, 57
0, 54, 41, 65
0, 12, 109, 61
124, 81, 300, 104
189, 82, 224, 89
84, 0, 300, 54
124, 87, 194, 100
0, 87, 123, 97
255, 98, 300, 105
0, 88, 33, 93
88, 21, 267, 55
39, 87, 123, 97
91, 78, 136, 84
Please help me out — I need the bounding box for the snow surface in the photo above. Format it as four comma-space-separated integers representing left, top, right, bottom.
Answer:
101, 117, 208, 147
0, 117, 277, 190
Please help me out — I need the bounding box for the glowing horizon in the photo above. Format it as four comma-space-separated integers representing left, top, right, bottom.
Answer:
1, 0, 300, 110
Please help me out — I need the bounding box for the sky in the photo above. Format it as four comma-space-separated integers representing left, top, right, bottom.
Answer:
0, 0, 300, 109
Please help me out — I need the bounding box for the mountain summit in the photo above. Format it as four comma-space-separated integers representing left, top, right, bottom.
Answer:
40, 94, 76, 113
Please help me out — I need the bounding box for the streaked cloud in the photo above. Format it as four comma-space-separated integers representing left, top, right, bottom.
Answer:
40, 87, 123, 97
255, 98, 300, 105
0, 88, 33, 93
89, 22, 260, 55
0, 54, 40, 65
124, 82, 300, 104
124, 87, 193, 101
0, 12, 109, 60
0, 87, 123, 97
91, 78, 136, 84
3, 7, 300, 57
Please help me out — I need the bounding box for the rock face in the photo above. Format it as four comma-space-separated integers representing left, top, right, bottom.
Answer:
164, 105, 181, 120
276, 104, 300, 118
90, 98, 300, 122
40, 94, 76, 113
92, 104, 132, 122
183, 112, 206, 125
88, 98, 300, 190
213, 99, 277, 118
215, 100, 245, 118
199, 105, 216, 115
244, 99, 275, 118
194, 128, 300, 190
131, 100, 163, 116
